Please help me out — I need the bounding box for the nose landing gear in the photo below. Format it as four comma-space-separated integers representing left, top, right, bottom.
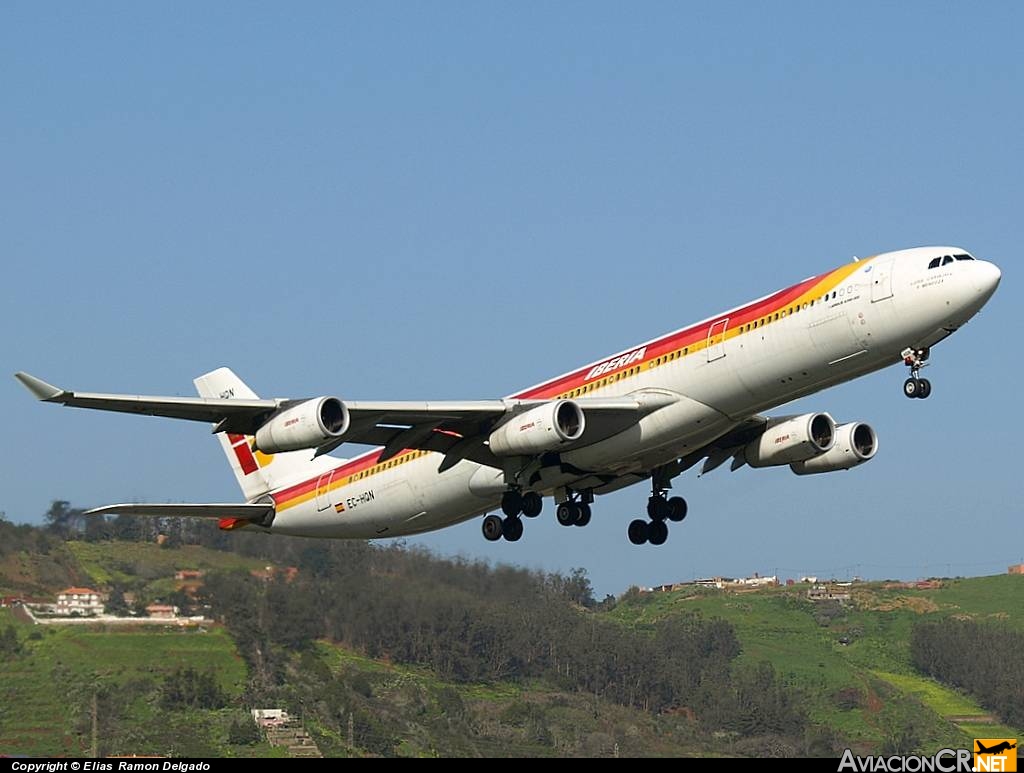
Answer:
902, 347, 932, 399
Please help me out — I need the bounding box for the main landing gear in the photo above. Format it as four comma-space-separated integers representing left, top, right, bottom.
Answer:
483, 489, 544, 542
482, 513, 523, 542
628, 483, 687, 547
555, 490, 592, 528
902, 347, 932, 399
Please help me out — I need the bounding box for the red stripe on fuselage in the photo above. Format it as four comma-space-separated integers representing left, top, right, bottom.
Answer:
270, 263, 852, 508
515, 272, 822, 400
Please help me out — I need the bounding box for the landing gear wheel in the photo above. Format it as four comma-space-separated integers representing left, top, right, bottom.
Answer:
556, 502, 580, 527
501, 516, 523, 542
482, 514, 504, 542
521, 491, 543, 518
501, 490, 523, 517
902, 348, 932, 399
574, 503, 591, 527
667, 496, 688, 522
647, 496, 670, 521
628, 519, 649, 545
648, 519, 669, 546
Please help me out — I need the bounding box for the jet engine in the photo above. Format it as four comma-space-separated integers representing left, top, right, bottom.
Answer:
744, 412, 836, 468
489, 400, 585, 456
790, 422, 878, 475
254, 397, 350, 453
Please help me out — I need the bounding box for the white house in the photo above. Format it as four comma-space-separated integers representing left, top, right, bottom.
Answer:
55, 587, 105, 616
252, 708, 290, 727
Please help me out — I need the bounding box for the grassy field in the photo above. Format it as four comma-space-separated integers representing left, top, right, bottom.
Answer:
66, 540, 268, 587
607, 575, 1024, 751
0, 607, 271, 757
871, 672, 1020, 740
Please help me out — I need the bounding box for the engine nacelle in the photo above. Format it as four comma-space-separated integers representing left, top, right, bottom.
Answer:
254, 397, 350, 453
745, 412, 835, 468
489, 400, 585, 456
790, 422, 878, 475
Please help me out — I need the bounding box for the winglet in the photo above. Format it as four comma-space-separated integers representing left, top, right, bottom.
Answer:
14, 372, 66, 401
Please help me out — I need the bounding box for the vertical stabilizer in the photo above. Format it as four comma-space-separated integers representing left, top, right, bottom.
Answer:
194, 368, 337, 500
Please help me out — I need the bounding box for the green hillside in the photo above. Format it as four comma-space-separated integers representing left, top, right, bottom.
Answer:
0, 520, 1019, 757
608, 576, 1024, 752
66, 540, 270, 587
0, 606, 716, 757
0, 607, 269, 756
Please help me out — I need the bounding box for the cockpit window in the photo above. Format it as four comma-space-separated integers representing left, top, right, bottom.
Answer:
929, 253, 976, 269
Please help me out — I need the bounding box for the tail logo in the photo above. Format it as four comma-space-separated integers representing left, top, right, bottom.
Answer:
227, 435, 275, 475
253, 446, 276, 468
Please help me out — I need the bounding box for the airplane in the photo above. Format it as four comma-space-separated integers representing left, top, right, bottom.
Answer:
976, 742, 1016, 755
15, 246, 1000, 546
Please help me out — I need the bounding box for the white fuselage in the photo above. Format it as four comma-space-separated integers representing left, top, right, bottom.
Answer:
265, 247, 1000, 539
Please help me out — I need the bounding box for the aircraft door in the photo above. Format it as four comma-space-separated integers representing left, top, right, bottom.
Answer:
706, 318, 729, 362
870, 260, 894, 302
315, 471, 335, 512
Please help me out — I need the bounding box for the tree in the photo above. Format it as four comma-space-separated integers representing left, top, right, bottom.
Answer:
0, 626, 21, 659
160, 666, 227, 710
105, 587, 129, 617
44, 500, 86, 537
227, 716, 261, 745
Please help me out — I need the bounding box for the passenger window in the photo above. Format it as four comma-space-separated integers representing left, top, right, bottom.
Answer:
928, 257, 941, 269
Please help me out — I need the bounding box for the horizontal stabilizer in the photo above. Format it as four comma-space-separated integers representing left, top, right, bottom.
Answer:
85, 503, 274, 520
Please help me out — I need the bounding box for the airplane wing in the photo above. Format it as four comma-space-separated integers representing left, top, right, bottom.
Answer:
84, 503, 275, 519
15, 372, 282, 434
15, 371, 671, 471
344, 394, 669, 471
14, 371, 509, 438
680, 416, 768, 474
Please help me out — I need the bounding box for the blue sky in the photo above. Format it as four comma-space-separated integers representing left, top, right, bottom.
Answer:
2, 3, 1021, 595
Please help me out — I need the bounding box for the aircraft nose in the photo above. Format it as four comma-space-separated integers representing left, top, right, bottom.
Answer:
975, 260, 1002, 300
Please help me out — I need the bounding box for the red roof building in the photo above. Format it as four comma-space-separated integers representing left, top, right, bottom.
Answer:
56, 587, 104, 616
